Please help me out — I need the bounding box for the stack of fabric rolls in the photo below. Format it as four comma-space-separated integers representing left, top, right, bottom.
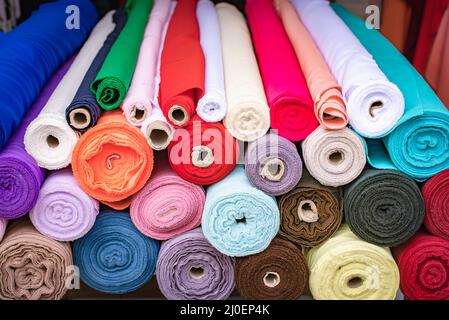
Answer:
0, 0, 448, 301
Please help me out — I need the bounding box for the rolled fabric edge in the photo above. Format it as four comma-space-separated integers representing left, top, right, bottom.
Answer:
92, 77, 126, 111
423, 170, 449, 240
197, 90, 227, 123
0, 219, 7, 241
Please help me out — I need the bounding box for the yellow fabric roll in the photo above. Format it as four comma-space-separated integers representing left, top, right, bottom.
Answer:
216, 3, 270, 142
307, 225, 400, 300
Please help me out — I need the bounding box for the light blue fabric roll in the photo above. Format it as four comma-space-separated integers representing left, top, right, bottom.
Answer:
202, 166, 280, 257
73, 210, 160, 294
333, 4, 449, 181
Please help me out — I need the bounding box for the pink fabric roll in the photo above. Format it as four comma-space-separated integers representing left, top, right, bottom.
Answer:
0, 219, 6, 242
130, 153, 205, 240
121, 0, 172, 126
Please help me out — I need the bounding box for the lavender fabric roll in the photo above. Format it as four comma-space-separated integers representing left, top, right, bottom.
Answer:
0, 58, 73, 219
0, 219, 6, 242
29, 169, 99, 241
245, 133, 303, 196
156, 228, 235, 300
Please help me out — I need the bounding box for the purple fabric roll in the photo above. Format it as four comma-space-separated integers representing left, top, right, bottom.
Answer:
0, 219, 6, 242
156, 228, 235, 300
29, 168, 99, 241
245, 132, 303, 196
0, 57, 74, 219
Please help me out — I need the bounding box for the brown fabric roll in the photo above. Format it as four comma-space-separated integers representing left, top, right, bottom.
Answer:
0, 219, 72, 300
235, 237, 308, 300
279, 170, 343, 247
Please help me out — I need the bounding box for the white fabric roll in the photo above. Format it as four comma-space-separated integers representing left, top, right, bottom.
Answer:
0, 218, 7, 242
196, 0, 227, 122
292, 0, 404, 138
24, 12, 116, 170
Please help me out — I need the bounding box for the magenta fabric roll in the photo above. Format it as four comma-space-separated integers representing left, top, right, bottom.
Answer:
0, 57, 74, 219
130, 153, 205, 240
0, 219, 6, 242
29, 169, 99, 241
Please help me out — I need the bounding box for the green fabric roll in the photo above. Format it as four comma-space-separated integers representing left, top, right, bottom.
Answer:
344, 169, 424, 247
91, 0, 153, 111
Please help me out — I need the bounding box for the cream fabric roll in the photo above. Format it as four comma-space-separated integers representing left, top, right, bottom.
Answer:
292, 0, 404, 138
0, 218, 6, 242
24, 12, 116, 170
217, 3, 270, 142
196, 0, 227, 122
307, 225, 400, 300
141, 1, 175, 151
302, 126, 366, 187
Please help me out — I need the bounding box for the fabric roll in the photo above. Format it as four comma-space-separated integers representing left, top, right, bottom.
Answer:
308, 225, 400, 300
244, 133, 302, 196
140, 1, 176, 151
156, 228, 234, 300
0, 58, 72, 219
168, 116, 239, 186
73, 211, 160, 294
91, 0, 153, 111
334, 4, 449, 181
393, 233, 449, 300
202, 166, 279, 257
302, 126, 366, 187
72, 111, 153, 210
344, 169, 424, 247
131, 153, 205, 240
0, 0, 97, 149
422, 170, 449, 240
0, 219, 72, 300
217, 3, 270, 142
293, 0, 404, 139
235, 237, 308, 300
24, 12, 116, 170
159, 0, 205, 128
0, 219, 6, 242
121, 0, 171, 127
66, 8, 128, 133
279, 170, 343, 247
275, 0, 348, 130
29, 169, 99, 242
246, 0, 317, 142
380, 0, 412, 53
195, 0, 227, 123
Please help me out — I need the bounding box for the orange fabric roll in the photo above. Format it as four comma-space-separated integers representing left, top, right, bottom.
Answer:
159, 0, 205, 128
381, 0, 412, 53
72, 110, 153, 209
275, 0, 347, 130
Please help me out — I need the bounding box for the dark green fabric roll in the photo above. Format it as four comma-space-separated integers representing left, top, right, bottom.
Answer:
344, 169, 424, 247
91, 0, 153, 111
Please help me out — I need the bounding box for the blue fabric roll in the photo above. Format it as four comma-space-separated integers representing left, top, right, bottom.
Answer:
73, 210, 160, 294
0, 0, 97, 149
202, 166, 280, 257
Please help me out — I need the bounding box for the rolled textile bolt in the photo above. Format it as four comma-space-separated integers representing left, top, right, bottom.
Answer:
0, 219, 7, 242
68, 108, 92, 130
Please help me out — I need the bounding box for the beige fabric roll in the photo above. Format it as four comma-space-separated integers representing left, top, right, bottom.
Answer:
302, 126, 366, 187
0, 219, 72, 300
216, 3, 270, 142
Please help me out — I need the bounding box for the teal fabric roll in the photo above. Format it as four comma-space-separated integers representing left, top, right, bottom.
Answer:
333, 4, 449, 181
202, 166, 280, 257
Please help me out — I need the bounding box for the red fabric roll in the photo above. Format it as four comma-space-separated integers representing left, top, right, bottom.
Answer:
168, 116, 239, 186
423, 170, 449, 240
393, 233, 449, 300
413, 0, 449, 73
245, 0, 318, 142
159, 0, 205, 128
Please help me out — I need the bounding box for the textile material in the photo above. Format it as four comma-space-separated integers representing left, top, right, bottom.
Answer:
217, 3, 270, 142
244, 133, 302, 196
0, 219, 6, 242
29, 169, 99, 242
235, 237, 308, 300
130, 153, 205, 240
156, 228, 235, 300
0, 219, 72, 300
344, 169, 424, 247
72, 111, 153, 210
292, 0, 404, 139
73, 211, 160, 294
202, 166, 280, 257
302, 126, 366, 187
308, 225, 400, 300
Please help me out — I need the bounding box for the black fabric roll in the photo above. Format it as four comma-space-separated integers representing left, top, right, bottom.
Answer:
344, 169, 424, 247
65, 7, 127, 133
